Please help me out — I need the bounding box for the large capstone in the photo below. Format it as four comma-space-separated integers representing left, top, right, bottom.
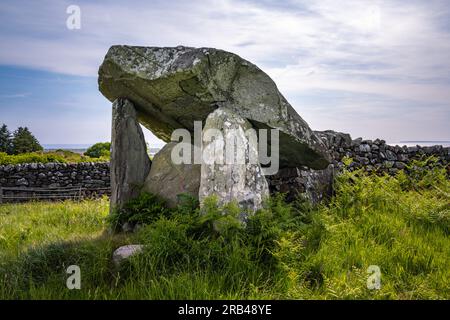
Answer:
98, 46, 331, 169
266, 164, 334, 204
142, 142, 201, 207
110, 98, 151, 213
199, 107, 269, 212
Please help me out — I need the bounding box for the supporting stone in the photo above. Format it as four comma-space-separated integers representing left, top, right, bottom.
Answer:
142, 142, 201, 207
110, 98, 151, 214
199, 107, 269, 213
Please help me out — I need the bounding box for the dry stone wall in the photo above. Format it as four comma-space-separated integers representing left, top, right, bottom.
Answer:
266, 130, 450, 203
0, 131, 448, 204
316, 130, 450, 174
0, 162, 110, 200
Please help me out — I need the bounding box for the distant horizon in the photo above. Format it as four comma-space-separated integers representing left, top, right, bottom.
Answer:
43, 140, 450, 145
42, 143, 166, 150
399, 140, 450, 143
42, 139, 450, 151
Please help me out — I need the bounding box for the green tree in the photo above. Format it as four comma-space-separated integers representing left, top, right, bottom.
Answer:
0, 124, 12, 154
11, 127, 43, 154
85, 142, 111, 158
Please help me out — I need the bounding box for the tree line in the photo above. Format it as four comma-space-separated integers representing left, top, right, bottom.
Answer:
0, 123, 43, 155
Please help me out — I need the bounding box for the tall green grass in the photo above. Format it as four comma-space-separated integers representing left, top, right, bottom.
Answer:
0, 161, 448, 300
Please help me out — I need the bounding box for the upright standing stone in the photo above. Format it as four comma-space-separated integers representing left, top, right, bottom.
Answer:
142, 142, 201, 207
199, 107, 269, 213
110, 98, 151, 213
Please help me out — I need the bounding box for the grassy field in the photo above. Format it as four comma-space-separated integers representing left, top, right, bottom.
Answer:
0, 150, 108, 165
0, 164, 449, 299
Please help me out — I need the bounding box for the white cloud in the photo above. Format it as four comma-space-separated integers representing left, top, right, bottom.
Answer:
0, 0, 449, 141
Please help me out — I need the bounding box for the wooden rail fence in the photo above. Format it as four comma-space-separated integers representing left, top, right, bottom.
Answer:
0, 186, 110, 203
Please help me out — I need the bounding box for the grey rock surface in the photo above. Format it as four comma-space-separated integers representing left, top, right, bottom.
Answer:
142, 142, 201, 207
110, 98, 151, 213
301, 164, 335, 204
112, 245, 144, 266
266, 164, 334, 204
314, 130, 352, 149
98, 45, 330, 169
199, 108, 269, 212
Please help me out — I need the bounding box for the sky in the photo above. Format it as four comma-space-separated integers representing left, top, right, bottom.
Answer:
0, 0, 449, 146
